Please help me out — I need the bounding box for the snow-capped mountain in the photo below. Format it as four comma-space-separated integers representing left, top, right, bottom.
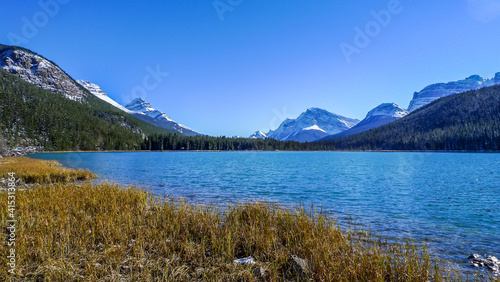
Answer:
125, 98, 176, 123
76, 80, 135, 114
407, 73, 500, 112
77, 80, 200, 136
125, 98, 200, 136
0, 44, 86, 101
249, 130, 267, 139
264, 108, 359, 142
327, 103, 408, 139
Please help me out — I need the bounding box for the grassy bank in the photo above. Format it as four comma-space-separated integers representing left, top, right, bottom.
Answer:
0, 157, 96, 184
0, 157, 488, 281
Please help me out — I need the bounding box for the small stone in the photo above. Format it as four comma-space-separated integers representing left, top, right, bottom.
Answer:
468, 254, 481, 260
252, 265, 267, 278
290, 255, 309, 274
234, 256, 256, 265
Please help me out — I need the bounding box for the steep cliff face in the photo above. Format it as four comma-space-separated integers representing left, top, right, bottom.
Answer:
407, 74, 500, 112
0, 44, 86, 101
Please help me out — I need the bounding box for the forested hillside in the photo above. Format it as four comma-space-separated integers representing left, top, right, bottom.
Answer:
317, 85, 500, 151
0, 70, 173, 152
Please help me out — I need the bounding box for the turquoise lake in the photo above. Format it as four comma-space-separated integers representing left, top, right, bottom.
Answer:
31, 151, 499, 273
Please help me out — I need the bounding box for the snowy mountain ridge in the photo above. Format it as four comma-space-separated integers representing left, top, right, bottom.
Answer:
254, 107, 359, 142
407, 73, 500, 112
125, 98, 199, 136
76, 80, 135, 114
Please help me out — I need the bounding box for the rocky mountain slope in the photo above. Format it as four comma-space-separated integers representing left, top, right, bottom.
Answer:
262, 108, 359, 142
326, 103, 408, 139
0, 44, 86, 101
407, 73, 500, 112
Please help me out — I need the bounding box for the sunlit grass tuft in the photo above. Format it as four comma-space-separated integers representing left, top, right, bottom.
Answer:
0, 157, 96, 184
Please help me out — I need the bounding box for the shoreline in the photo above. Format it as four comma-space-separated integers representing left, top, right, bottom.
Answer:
30, 149, 500, 154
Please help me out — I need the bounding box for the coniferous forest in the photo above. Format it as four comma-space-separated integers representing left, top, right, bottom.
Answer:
1, 68, 499, 153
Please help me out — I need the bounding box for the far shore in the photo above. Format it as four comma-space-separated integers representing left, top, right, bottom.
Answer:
30, 149, 500, 154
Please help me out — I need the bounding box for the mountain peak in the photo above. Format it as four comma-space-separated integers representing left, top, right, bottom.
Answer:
249, 130, 267, 139
466, 74, 483, 81
124, 97, 200, 136
325, 103, 408, 140
125, 98, 152, 110
262, 108, 359, 142
366, 103, 408, 118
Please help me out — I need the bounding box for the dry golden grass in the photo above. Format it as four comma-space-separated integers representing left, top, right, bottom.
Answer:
0, 157, 495, 281
0, 157, 96, 184
0, 183, 444, 281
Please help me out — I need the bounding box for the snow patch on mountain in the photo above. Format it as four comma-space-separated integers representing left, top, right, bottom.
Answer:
303, 124, 326, 132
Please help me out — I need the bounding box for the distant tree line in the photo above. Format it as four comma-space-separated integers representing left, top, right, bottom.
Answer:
140, 133, 327, 151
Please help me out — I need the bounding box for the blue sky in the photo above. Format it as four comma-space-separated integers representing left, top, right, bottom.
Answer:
1, 0, 500, 136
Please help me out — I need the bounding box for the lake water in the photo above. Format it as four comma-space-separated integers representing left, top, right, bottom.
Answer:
30, 151, 500, 274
